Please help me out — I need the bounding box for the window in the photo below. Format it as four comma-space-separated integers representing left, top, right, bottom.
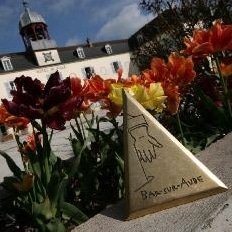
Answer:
84, 67, 95, 79
111, 61, 122, 73
9, 81, 16, 91
76, 47, 85, 59
136, 34, 144, 46
0, 124, 7, 136
5, 81, 16, 98
1, 57, 13, 71
105, 44, 113, 54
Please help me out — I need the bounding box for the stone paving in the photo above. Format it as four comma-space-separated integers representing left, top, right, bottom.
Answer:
0, 111, 123, 182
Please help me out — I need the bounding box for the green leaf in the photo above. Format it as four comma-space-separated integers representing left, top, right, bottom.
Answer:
33, 196, 53, 221
0, 150, 22, 178
61, 202, 88, 225
31, 174, 47, 201
27, 149, 42, 179
197, 88, 230, 127
46, 218, 66, 232
48, 170, 69, 216
33, 196, 67, 232
48, 150, 57, 166
70, 123, 84, 144
115, 153, 124, 174
69, 140, 88, 177
31, 120, 43, 132
35, 214, 66, 232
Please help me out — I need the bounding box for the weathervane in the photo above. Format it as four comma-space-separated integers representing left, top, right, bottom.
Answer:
22, 0, 29, 9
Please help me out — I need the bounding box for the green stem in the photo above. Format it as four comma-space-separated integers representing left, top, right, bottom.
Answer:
14, 127, 27, 171
176, 111, 185, 146
42, 122, 51, 187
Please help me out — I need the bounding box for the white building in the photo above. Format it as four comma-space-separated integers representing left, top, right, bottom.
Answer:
0, 1, 139, 140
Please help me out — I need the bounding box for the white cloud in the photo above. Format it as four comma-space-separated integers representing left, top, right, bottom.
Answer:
44, 0, 77, 13
86, 0, 137, 23
65, 37, 81, 46
96, 3, 154, 41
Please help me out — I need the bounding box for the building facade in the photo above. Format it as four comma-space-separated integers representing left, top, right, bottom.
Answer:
0, 1, 139, 141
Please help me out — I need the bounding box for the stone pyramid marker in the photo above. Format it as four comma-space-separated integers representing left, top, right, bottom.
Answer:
123, 90, 228, 220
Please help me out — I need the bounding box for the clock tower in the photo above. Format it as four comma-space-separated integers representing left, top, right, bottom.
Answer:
19, 1, 60, 66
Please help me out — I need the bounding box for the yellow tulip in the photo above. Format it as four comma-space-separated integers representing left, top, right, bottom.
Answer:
109, 83, 166, 113
108, 83, 124, 106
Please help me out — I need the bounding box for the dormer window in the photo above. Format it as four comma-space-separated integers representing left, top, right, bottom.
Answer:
105, 44, 113, 54
76, 47, 85, 59
1, 56, 13, 71
136, 34, 144, 46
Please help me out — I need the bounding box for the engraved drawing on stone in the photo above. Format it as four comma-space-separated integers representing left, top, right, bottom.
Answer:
127, 113, 163, 192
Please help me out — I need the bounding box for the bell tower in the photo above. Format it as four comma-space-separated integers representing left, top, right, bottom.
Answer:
19, 0, 57, 51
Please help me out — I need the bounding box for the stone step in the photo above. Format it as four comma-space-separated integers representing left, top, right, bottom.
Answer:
72, 132, 232, 232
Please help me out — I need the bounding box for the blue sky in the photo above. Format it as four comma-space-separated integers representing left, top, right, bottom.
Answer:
0, 0, 154, 54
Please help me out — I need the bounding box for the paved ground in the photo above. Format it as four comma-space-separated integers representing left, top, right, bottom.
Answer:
0, 111, 123, 182
0, 123, 73, 182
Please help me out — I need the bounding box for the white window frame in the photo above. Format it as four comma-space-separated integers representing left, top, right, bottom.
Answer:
76, 47, 85, 59
105, 44, 113, 54
1, 56, 13, 71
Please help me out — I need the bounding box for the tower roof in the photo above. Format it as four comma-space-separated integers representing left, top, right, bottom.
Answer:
19, 1, 46, 30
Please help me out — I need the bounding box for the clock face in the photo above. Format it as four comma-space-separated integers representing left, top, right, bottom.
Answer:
35, 50, 61, 66
42, 52, 54, 62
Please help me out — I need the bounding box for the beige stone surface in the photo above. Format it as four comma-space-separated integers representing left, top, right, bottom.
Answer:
72, 132, 232, 232
123, 90, 227, 219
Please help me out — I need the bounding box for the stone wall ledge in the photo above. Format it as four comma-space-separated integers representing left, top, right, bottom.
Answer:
72, 132, 232, 232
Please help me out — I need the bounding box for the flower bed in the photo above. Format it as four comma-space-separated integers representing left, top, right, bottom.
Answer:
0, 19, 232, 231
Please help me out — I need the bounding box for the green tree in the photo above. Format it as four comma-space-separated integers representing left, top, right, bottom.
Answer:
132, 0, 232, 69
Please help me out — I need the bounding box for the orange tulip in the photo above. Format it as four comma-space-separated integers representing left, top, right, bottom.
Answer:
210, 19, 232, 52
182, 20, 232, 58
70, 77, 82, 96
183, 30, 213, 58
139, 53, 196, 115
84, 75, 116, 101
0, 104, 29, 130
121, 74, 144, 87
168, 53, 196, 90
13, 173, 33, 192
221, 63, 232, 78
162, 83, 180, 115
26, 133, 41, 151
150, 57, 170, 82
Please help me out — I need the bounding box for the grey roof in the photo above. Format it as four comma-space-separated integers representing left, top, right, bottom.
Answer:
19, 7, 46, 30
0, 39, 131, 74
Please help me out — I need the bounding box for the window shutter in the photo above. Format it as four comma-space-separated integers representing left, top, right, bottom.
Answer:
4, 82, 12, 98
